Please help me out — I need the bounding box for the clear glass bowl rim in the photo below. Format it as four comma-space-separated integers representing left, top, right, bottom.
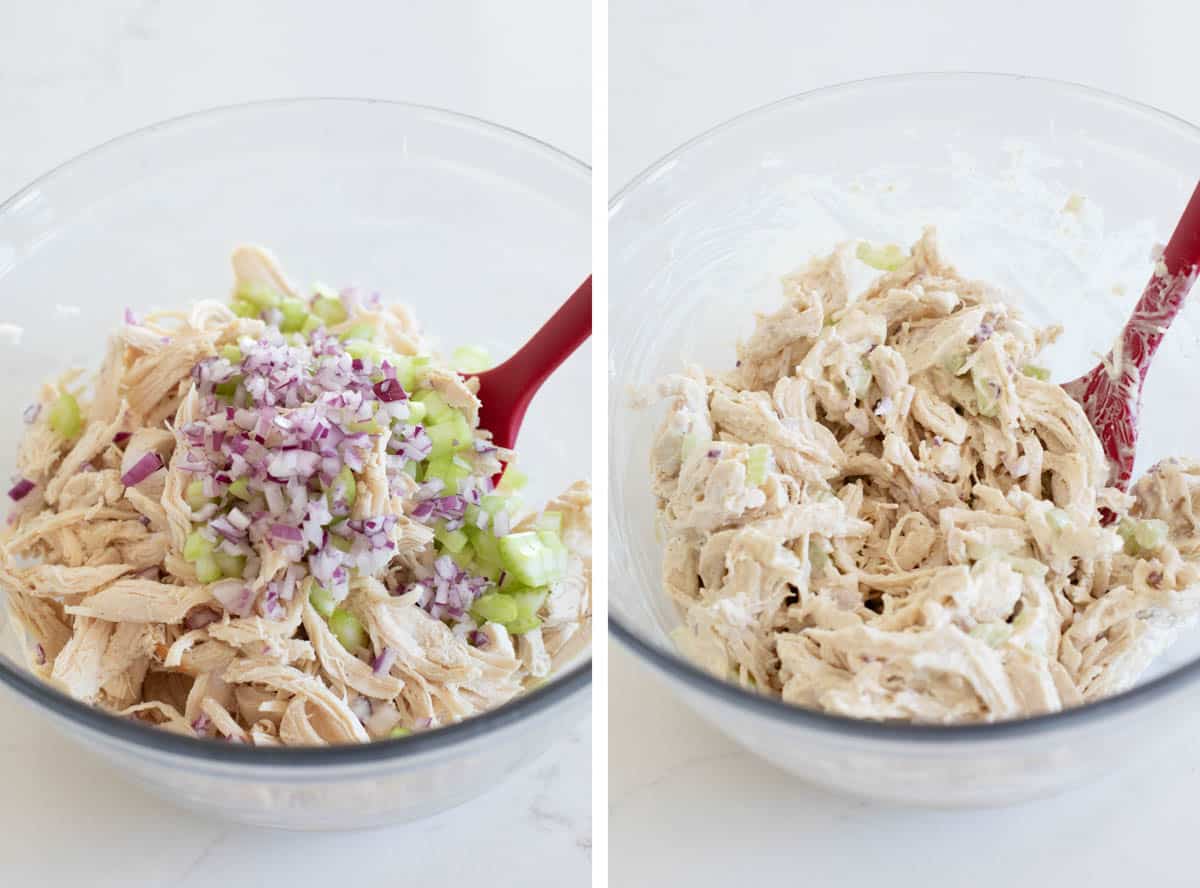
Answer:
0, 96, 591, 767
609, 70, 1200, 742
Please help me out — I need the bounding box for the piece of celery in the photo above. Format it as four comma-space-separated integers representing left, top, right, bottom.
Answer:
48, 392, 82, 439
471, 592, 518, 625
451, 345, 492, 373
498, 531, 568, 587
330, 609, 367, 650
309, 584, 336, 618
311, 291, 348, 326
278, 298, 310, 333
183, 529, 213, 562
746, 444, 771, 486
194, 554, 222, 584
185, 480, 210, 511
855, 241, 908, 271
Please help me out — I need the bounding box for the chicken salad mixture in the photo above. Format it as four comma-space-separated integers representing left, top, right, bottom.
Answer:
1, 246, 591, 745
657, 229, 1200, 723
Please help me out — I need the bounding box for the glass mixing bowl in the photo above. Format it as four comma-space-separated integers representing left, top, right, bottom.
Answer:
610, 73, 1200, 806
0, 99, 591, 829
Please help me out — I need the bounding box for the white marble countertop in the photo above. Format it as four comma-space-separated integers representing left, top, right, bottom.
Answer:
0, 2, 590, 886
610, 2, 1200, 886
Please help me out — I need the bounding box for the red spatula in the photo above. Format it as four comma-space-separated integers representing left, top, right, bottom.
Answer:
1062, 183, 1200, 491
472, 276, 592, 451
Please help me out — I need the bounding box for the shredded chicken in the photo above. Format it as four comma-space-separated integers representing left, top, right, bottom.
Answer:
2, 246, 591, 744
658, 229, 1200, 723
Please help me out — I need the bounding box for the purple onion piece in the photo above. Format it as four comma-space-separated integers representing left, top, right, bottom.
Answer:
7, 478, 34, 501
120, 452, 164, 486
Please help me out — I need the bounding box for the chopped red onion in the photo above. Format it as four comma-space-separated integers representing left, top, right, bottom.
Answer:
371, 647, 397, 675
22, 403, 40, 424
270, 523, 303, 544
210, 580, 255, 617
7, 478, 34, 501
33, 642, 45, 665
120, 452, 164, 486
373, 378, 406, 402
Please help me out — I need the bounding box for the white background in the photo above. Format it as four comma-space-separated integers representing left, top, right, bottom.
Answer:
609, 2, 1200, 887
0, 2, 591, 886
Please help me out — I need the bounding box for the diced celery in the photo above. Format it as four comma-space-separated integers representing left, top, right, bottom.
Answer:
236, 284, 281, 310
412, 390, 455, 424
228, 477, 250, 500
345, 339, 382, 362
219, 345, 243, 363
406, 399, 427, 424
424, 455, 469, 494
327, 465, 357, 509
389, 726, 412, 738
435, 526, 469, 554
311, 292, 349, 326
498, 532, 567, 587
389, 355, 421, 393
214, 551, 246, 578
480, 494, 512, 516
329, 609, 367, 650
466, 525, 503, 568
971, 367, 1000, 418
309, 584, 336, 618
426, 414, 472, 458
330, 535, 353, 553
185, 480, 210, 510
1117, 518, 1167, 556
278, 297, 310, 333
231, 298, 259, 319
471, 592, 518, 625
340, 323, 376, 342
347, 419, 383, 434
855, 241, 908, 271
472, 560, 501, 582
451, 345, 492, 373
746, 444, 771, 486
300, 314, 323, 336
194, 554, 222, 584
1135, 518, 1168, 552
214, 377, 241, 399
505, 615, 542, 635
536, 511, 563, 533
496, 465, 528, 494
1022, 365, 1051, 381
505, 589, 546, 634
48, 392, 82, 439
183, 529, 213, 562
